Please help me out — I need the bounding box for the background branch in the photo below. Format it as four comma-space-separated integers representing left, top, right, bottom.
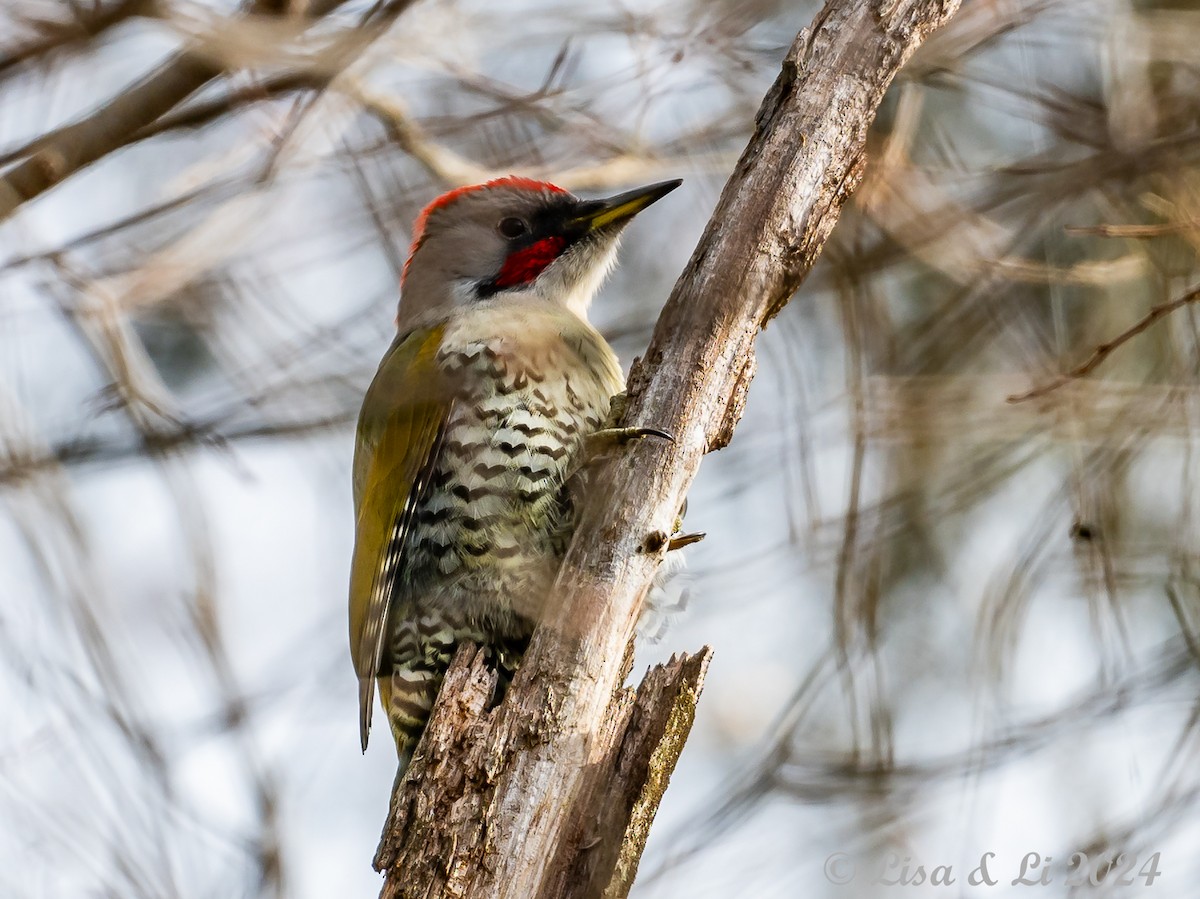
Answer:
1008, 283, 1200, 402
0, 0, 366, 220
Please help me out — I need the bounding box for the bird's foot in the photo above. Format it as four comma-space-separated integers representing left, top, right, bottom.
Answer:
588, 424, 674, 446
587, 392, 674, 453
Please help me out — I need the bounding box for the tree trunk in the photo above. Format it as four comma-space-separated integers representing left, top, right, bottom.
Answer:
373, 0, 961, 896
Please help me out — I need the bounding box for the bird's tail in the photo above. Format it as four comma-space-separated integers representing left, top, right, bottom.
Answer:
373, 607, 541, 774
378, 657, 450, 769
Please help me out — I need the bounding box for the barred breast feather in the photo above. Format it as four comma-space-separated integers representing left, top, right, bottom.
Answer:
363, 302, 623, 762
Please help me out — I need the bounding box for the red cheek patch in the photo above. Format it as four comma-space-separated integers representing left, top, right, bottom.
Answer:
493, 237, 568, 289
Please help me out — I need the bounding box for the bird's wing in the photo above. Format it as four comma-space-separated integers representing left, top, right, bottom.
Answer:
349, 323, 450, 752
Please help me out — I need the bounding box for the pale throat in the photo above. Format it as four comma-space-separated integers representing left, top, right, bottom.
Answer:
528, 240, 620, 319
455, 240, 621, 320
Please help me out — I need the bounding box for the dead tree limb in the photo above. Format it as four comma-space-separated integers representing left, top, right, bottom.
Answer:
374, 0, 961, 896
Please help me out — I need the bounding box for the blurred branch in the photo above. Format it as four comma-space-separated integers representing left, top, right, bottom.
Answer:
1008, 283, 1200, 403
0, 0, 155, 79
373, 0, 961, 896
901, 0, 1048, 79
1066, 220, 1200, 238
0, 0, 361, 222
338, 78, 493, 186
132, 71, 326, 141
342, 77, 737, 192
0, 411, 354, 487
0, 50, 217, 183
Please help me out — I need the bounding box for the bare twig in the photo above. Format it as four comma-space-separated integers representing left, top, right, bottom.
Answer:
0, 0, 155, 79
131, 72, 326, 141
0, 51, 219, 210
1007, 284, 1200, 403
0, 0, 354, 221
1065, 221, 1200, 238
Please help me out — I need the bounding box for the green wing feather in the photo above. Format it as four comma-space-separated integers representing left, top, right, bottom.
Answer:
349, 323, 449, 752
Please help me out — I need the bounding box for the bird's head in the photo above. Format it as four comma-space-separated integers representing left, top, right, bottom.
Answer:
397, 176, 681, 328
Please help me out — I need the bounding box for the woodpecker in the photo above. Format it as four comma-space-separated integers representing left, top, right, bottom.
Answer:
349, 175, 682, 762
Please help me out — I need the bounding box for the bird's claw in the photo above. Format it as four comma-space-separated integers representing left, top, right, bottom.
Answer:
590, 425, 674, 445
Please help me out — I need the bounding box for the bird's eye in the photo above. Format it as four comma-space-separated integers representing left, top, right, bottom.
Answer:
497, 217, 528, 239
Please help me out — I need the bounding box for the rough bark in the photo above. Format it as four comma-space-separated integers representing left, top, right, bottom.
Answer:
374, 645, 712, 899
374, 0, 961, 896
